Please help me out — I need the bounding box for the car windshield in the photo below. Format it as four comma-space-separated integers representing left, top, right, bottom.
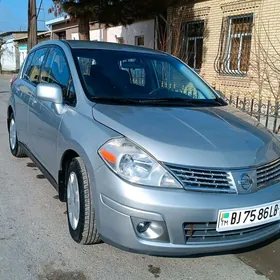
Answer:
72, 48, 224, 106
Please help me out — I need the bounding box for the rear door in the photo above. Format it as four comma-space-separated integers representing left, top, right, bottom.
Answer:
13, 52, 34, 145
18, 47, 49, 148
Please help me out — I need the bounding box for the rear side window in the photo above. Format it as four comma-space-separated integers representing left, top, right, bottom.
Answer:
22, 52, 34, 80
24, 48, 48, 85
40, 47, 76, 105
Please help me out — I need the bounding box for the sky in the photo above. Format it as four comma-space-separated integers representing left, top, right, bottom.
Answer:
0, 0, 55, 33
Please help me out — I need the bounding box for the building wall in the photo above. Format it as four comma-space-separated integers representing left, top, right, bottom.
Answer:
1, 35, 17, 71
51, 21, 78, 40
59, 19, 155, 48
18, 44, 28, 67
168, 0, 280, 100
90, 29, 104, 41
66, 27, 78, 40
106, 20, 155, 48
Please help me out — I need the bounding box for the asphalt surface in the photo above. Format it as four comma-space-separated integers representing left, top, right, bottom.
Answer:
0, 74, 278, 280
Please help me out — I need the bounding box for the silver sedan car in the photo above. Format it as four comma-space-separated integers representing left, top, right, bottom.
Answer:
7, 40, 280, 256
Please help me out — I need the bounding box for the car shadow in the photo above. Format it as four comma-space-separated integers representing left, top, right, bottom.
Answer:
26, 162, 46, 179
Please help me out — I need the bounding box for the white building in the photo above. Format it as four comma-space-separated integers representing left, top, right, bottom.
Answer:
45, 17, 156, 49
0, 31, 49, 72
106, 20, 155, 49
0, 31, 27, 72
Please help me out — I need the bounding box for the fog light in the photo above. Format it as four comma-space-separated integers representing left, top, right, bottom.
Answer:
132, 217, 170, 242
137, 222, 151, 233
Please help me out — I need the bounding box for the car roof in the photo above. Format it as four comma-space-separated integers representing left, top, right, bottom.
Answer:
56, 40, 168, 56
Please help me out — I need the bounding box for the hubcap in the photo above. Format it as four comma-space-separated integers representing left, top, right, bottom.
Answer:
9, 118, 16, 150
67, 172, 80, 230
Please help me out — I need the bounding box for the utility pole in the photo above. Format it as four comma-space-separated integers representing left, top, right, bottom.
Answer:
27, 0, 37, 51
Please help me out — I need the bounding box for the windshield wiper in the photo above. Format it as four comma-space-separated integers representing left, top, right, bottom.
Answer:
90, 97, 225, 106
138, 98, 223, 106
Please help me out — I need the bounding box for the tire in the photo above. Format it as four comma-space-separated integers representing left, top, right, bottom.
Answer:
8, 113, 26, 158
66, 157, 101, 245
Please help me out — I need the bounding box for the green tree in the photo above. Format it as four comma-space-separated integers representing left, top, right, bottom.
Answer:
50, 0, 185, 40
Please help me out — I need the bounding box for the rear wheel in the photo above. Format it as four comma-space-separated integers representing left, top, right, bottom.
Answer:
66, 157, 101, 245
9, 113, 26, 157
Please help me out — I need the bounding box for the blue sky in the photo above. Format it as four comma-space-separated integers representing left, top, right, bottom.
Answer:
0, 0, 55, 32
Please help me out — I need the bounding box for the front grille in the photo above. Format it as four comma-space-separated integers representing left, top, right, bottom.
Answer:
167, 165, 235, 193
184, 221, 280, 244
257, 158, 280, 188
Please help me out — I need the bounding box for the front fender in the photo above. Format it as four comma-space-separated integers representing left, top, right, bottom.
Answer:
57, 108, 120, 181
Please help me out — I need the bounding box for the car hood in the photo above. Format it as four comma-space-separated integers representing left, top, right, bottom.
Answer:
92, 104, 280, 168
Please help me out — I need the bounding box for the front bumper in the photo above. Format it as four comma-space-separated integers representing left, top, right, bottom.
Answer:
92, 165, 280, 256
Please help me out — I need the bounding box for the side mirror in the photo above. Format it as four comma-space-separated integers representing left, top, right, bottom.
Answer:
36, 83, 63, 104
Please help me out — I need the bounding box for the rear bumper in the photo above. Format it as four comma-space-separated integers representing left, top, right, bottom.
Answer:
92, 165, 280, 256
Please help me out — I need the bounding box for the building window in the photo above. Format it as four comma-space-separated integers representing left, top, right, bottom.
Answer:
186, 21, 204, 71
215, 14, 253, 75
227, 15, 253, 73
56, 31, 66, 40
135, 36, 144, 46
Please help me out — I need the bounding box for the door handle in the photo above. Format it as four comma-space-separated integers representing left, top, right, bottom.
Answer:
30, 98, 37, 106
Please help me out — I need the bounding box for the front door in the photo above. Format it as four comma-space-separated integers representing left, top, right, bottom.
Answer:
28, 46, 75, 178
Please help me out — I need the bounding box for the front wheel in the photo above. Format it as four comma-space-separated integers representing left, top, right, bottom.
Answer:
66, 157, 101, 245
9, 113, 26, 157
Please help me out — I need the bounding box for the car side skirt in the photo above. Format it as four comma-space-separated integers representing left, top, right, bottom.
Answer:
19, 142, 59, 191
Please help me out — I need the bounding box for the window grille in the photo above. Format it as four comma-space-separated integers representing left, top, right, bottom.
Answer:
214, 14, 253, 75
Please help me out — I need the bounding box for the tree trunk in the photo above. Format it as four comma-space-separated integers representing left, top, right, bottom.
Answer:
27, 0, 38, 51
79, 16, 90, 40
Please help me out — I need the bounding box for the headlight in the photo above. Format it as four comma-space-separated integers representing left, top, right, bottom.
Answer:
98, 138, 182, 188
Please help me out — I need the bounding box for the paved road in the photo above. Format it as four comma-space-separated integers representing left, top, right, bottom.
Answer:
0, 74, 277, 280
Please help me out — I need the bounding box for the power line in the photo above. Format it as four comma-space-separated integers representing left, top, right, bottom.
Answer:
37, 0, 43, 17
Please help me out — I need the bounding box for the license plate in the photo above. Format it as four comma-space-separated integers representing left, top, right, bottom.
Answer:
217, 201, 280, 232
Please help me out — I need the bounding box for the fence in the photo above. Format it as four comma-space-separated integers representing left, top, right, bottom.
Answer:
225, 95, 280, 133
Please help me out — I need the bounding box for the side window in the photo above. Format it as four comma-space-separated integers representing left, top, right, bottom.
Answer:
40, 47, 76, 105
26, 48, 48, 84
22, 52, 34, 81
